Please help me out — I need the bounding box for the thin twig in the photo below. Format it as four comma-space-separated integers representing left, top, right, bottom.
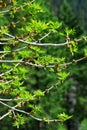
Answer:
0, 79, 13, 85
0, 0, 35, 14
0, 46, 27, 54
0, 111, 11, 120
0, 62, 21, 77
0, 101, 61, 122
38, 32, 51, 42
4, 33, 70, 46
0, 32, 51, 54
0, 98, 27, 102
0, 57, 86, 68
4, 33, 85, 47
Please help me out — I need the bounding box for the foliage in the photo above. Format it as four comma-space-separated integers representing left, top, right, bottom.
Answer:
57, 112, 72, 122
0, 0, 87, 130
56, 1, 87, 130
79, 119, 87, 130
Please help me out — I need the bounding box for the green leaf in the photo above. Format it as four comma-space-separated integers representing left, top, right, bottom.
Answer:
34, 90, 44, 97
65, 28, 75, 36
13, 114, 26, 128
57, 112, 72, 122
58, 72, 70, 82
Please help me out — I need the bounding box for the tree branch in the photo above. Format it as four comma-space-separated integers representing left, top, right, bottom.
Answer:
0, 111, 11, 120
4, 32, 85, 47
0, 0, 35, 14
0, 62, 20, 77
0, 101, 61, 122
0, 57, 86, 69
